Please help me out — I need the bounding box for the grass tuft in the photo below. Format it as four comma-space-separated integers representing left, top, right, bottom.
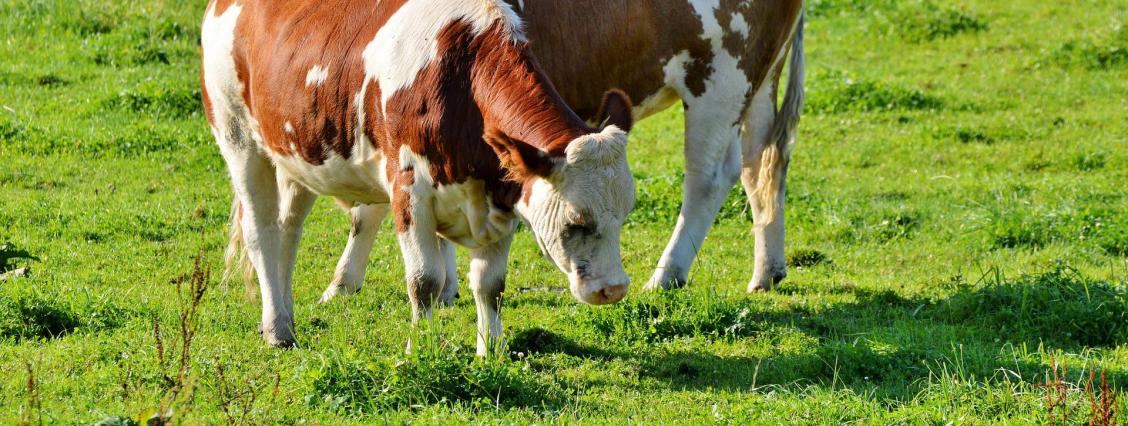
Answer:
935, 266, 1128, 347
807, 70, 943, 114
103, 82, 202, 120
892, 1, 988, 42
1047, 26, 1128, 70
788, 248, 829, 268
580, 291, 764, 344
0, 296, 82, 341
303, 347, 565, 415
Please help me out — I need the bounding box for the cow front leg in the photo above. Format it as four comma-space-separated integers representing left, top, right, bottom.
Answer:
438, 238, 460, 307
469, 234, 511, 356
645, 102, 744, 290
398, 229, 445, 326
322, 203, 388, 303
392, 171, 445, 339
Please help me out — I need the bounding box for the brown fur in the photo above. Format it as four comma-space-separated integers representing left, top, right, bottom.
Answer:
392, 168, 415, 233
503, 0, 801, 118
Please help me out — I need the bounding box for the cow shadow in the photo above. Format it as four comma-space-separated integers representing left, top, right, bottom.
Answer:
507, 267, 1128, 401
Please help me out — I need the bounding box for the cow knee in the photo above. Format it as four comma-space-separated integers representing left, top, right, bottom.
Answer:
408, 272, 445, 307
687, 160, 742, 200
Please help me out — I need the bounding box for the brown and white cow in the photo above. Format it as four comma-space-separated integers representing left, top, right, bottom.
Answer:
327, 0, 805, 302
201, 0, 636, 351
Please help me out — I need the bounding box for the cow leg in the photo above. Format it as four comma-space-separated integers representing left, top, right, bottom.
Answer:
276, 177, 317, 313
393, 179, 445, 329
645, 101, 744, 290
469, 234, 511, 356
321, 203, 388, 303
221, 150, 297, 347
741, 82, 788, 292
438, 238, 460, 307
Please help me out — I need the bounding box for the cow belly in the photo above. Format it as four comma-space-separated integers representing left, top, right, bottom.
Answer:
271, 149, 391, 205
432, 180, 516, 249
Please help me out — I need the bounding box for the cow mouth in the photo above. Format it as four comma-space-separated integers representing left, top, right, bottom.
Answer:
569, 274, 629, 305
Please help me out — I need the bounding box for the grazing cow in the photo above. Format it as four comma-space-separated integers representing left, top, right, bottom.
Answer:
200, 0, 636, 351
326, 0, 805, 303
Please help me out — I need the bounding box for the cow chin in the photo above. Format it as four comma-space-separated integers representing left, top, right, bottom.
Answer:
569, 272, 629, 305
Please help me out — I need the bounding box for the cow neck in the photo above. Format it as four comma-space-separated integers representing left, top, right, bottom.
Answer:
471, 26, 591, 157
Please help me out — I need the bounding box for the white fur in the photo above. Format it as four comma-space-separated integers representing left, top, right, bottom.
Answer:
645, 0, 756, 290
729, 12, 750, 38
283, 121, 294, 134
305, 65, 330, 87
516, 126, 634, 305
271, 141, 390, 205
363, 0, 525, 111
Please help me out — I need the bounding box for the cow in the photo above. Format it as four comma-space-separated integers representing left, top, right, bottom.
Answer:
200, 0, 637, 352
323, 0, 806, 305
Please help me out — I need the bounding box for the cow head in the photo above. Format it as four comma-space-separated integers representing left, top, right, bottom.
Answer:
486, 91, 635, 305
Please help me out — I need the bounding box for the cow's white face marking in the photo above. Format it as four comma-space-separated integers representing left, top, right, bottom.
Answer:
516, 126, 634, 305
362, 0, 525, 111
305, 65, 330, 87
283, 121, 295, 134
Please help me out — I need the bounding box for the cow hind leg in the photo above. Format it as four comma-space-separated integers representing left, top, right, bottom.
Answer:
438, 238, 460, 307
743, 17, 804, 292
740, 82, 788, 292
276, 177, 317, 309
321, 203, 388, 303
645, 99, 744, 290
221, 148, 296, 347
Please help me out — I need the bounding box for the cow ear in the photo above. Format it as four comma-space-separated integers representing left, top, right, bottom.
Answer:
483, 129, 557, 179
595, 89, 633, 132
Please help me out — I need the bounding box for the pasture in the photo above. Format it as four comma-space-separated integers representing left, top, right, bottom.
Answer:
2, 0, 1127, 423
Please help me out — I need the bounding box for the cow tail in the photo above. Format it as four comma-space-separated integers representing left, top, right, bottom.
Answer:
222, 196, 257, 299
753, 10, 804, 223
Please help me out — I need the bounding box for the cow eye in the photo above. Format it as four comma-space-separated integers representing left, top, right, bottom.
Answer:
565, 222, 595, 237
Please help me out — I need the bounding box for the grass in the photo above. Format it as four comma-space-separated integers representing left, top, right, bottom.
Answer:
1, 0, 1127, 423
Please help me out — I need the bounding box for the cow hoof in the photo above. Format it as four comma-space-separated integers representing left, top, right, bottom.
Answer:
437, 292, 459, 308
319, 283, 361, 304
644, 269, 687, 291
643, 278, 687, 291
747, 271, 786, 293
260, 322, 296, 348
266, 336, 296, 348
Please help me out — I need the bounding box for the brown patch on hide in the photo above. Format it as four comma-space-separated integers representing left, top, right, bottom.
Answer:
392, 167, 415, 233
232, 0, 407, 164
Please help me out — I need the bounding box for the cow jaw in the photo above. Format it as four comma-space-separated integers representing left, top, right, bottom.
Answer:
516, 127, 635, 305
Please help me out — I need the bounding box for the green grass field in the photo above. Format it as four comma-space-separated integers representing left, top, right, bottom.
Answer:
2, 0, 1127, 423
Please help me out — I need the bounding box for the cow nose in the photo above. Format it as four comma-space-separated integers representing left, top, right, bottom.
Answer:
592, 284, 628, 305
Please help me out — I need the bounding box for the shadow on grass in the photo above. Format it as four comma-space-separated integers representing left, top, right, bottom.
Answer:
519, 264, 1128, 400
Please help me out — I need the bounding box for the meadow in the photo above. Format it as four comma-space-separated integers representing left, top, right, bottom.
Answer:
1, 0, 1126, 423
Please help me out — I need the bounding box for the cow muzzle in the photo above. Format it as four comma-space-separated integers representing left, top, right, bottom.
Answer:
571, 274, 630, 305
